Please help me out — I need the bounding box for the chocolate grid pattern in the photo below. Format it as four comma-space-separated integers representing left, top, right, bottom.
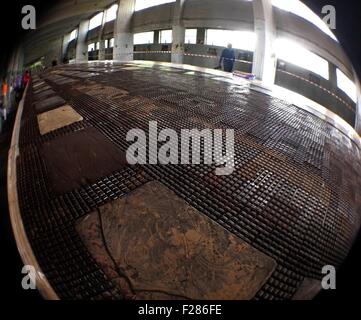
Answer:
15, 64, 361, 300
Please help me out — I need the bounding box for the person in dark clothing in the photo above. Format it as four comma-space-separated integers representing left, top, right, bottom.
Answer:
219, 43, 236, 72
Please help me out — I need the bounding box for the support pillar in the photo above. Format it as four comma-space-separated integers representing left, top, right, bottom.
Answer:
98, 13, 107, 60
154, 31, 160, 44
252, 0, 277, 87
353, 71, 361, 134
113, 0, 135, 61
171, 0, 186, 64
197, 28, 206, 45
76, 20, 89, 62
62, 33, 71, 62
99, 40, 106, 60
328, 63, 338, 91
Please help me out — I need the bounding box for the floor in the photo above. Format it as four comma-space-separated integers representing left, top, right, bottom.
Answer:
12, 61, 361, 300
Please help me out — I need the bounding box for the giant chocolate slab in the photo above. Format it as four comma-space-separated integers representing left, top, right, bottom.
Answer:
34, 96, 66, 114
40, 127, 126, 194
37, 105, 83, 135
76, 181, 277, 300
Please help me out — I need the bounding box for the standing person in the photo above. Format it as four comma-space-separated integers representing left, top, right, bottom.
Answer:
1, 80, 8, 121
23, 70, 30, 88
219, 43, 236, 73
1, 79, 8, 97
1, 79, 8, 109
14, 74, 23, 102
0, 96, 3, 133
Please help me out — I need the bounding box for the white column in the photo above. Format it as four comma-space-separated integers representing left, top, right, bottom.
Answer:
76, 20, 89, 62
62, 33, 71, 62
328, 63, 338, 91
353, 72, 361, 134
171, 0, 186, 64
252, 0, 277, 87
98, 13, 107, 60
99, 40, 106, 60
113, 0, 135, 61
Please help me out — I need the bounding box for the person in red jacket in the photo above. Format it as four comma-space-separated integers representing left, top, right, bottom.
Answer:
1, 79, 7, 96
1, 79, 8, 120
22, 70, 30, 88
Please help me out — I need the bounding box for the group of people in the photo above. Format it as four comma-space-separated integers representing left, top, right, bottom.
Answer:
0, 70, 30, 131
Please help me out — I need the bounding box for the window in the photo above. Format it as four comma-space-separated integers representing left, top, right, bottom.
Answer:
159, 30, 172, 44
105, 4, 118, 22
337, 69, 357, 103
88, 12, 104, 30
272, 0, 337, 41
185, 29, 197, 44
96, 42, 100, 50
134, 32, 154, 45
104, 39, 109, 49
135, 0, 175, 11
109, 38, 115, 48
69, 29, 77, 41
205, 29, 257, 52
275, 38, 329, 80
88, 43, 95, 52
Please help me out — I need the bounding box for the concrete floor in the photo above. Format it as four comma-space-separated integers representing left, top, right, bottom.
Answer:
9, 62, 361, 300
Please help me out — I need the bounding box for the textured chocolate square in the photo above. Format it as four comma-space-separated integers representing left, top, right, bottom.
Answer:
76, 181, 277, 300
32, 81, 46, 88
33, 89, 56, 101
33, 84, 51, 95
37, 105, 83, 135
41, 127, 127, 194
34, 96, 66, 114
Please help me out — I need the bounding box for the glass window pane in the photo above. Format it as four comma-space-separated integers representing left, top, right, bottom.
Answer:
104, 40, 109, 49
69, 29, 77, 41
159, 30, 172, 44
89, 12, 104, 30
275, 38, 329, 80
272, 0, 337, 41
135, 0, 175, 11
337, 69, 357, 103
88, 43, 95, 52
96, 42, 100, 50
109, 38, 115, 48
134, 32, 154, 45
185, 29, 197, 44
105, 4, 118, 22
205, 29, 256, 52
